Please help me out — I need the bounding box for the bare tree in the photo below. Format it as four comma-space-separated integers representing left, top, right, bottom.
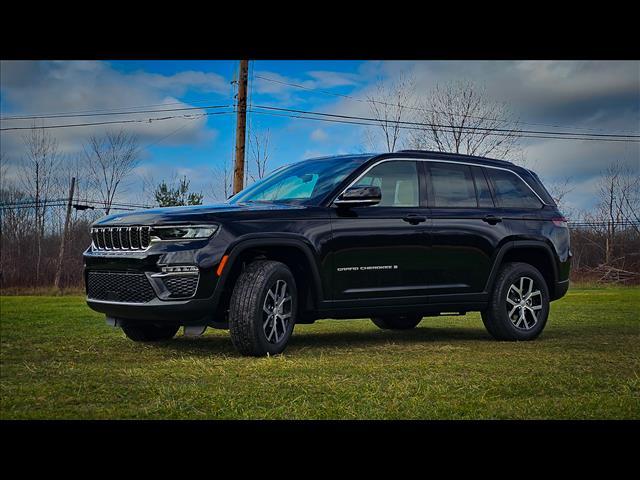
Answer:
19, 125, 60, 283
209, 160, 233, 201
365, 74, 416, 153
601, 163, 638, 259
408, 80, 522, 160
84, 129, 140, 215
547, 176, 575, 213
248, 129, 272, 182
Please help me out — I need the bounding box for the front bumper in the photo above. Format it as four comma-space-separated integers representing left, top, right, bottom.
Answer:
86, 295, 216, 324
83, 237, 228, 324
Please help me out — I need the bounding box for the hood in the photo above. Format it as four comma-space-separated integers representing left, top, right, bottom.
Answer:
93, 202, 307, 227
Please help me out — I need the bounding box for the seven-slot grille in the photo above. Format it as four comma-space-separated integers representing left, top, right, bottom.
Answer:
86, 271, 156, 303
91, 226, 151, 250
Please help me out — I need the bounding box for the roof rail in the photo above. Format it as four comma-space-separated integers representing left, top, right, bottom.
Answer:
395, 149, 514, 165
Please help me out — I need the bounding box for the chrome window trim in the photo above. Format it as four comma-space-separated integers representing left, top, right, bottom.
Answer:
330, 157, 547, 206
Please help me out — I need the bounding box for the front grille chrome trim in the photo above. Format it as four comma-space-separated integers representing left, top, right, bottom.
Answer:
90, 226, 153, 252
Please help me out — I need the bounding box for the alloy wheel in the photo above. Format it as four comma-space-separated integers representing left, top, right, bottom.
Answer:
506, 276, 543, 330
262, 279, 292, 344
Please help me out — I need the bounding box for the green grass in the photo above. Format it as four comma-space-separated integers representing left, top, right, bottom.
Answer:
1, 286, 639, 419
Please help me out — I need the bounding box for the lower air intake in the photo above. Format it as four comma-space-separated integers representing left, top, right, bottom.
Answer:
87, 271, 156, 303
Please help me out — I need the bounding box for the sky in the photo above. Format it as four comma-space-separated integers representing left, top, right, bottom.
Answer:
1, 60, 638, 213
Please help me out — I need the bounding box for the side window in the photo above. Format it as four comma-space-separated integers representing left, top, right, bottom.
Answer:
355, 161, 419, 207
472, 166, 494, 208
429, 163, 477, 208
486, 169, 542, 209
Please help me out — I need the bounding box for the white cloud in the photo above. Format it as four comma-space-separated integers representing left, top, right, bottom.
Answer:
310, 128, 328, 142
319, 60, 639, 212
0, 61, 228, 159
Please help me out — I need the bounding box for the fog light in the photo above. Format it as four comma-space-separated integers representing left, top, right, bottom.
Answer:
161, 265, 198, 273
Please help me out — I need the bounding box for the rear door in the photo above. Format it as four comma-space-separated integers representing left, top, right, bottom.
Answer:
423, 161, 508, 295
328, 160, 432, 302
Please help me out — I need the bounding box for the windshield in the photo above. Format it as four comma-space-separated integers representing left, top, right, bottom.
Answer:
229, 155, 373, 205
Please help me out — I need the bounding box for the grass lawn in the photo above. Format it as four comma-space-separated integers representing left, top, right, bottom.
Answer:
1, 286, 638, 419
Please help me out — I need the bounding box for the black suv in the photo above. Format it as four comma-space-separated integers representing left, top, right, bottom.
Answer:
84, 150, 571, 356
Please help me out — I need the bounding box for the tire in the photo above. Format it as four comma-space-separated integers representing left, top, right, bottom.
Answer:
481, 262, 550, 341
371, 315, 422, 330
228, 260, 297, 356
122, 324, 179, 342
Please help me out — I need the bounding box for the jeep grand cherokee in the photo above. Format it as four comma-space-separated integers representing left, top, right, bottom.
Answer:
84, 150, 571, 356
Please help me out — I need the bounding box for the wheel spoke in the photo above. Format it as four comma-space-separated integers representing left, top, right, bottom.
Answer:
527, 290, 541, 300
506, 297, 518, 306
266, 288, 276, 302
278, 316, 287, 333
526, 277, 533, 296
508, 305, 519, 318
264, 317, 274, 341
279, 295, 292, 308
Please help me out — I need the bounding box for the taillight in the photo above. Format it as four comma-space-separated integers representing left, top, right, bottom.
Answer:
552, 216, 568, 227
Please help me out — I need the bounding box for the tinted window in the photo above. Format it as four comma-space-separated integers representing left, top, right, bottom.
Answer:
472, 166, 494, 208
429, 163, 477, 208
355, 161, 419, 207
486, 169, 542, 209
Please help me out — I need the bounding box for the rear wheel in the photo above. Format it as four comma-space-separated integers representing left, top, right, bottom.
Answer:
228, 260, 297, 356
122, 324, 179, 342
482, 262, 550, 341
371, 315, 422, 330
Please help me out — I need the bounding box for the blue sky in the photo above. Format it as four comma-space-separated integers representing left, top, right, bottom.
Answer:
1, 60, 638, 211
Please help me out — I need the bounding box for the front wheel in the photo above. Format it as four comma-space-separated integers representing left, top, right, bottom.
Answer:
228, 260, 297, 356
482, 262, 550, 341
371, 315, 422, 330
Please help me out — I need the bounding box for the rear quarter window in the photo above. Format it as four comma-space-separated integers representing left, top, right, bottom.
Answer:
485, 169, 542, 209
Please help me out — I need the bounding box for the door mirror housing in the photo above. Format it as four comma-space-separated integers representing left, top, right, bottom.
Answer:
334, 185, 381, 207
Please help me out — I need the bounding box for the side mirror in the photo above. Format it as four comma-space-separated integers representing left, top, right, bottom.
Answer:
334, 185, 381, 207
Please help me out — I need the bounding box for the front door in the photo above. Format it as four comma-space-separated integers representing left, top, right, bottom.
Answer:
327, 160, 432, 302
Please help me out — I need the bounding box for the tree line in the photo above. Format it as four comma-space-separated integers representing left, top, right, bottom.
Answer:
0, 124, 272, 290
1, 79, 638, 290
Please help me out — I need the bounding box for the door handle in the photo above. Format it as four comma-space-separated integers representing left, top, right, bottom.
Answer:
402, 214, 427, 225
483, 215, 503, 225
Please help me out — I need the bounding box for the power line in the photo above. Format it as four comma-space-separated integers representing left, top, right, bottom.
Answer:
248, 108, 640, 143
0, 110, 234, 132
254, 74, 640, 136
251, 105, 640, 140
0, 103, 230, 121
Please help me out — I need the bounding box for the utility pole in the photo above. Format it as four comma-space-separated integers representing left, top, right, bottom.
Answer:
233, 59, 249, 194
54, 176, 75, 292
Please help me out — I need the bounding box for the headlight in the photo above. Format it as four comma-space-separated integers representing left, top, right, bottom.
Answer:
151, 225, 218, 241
